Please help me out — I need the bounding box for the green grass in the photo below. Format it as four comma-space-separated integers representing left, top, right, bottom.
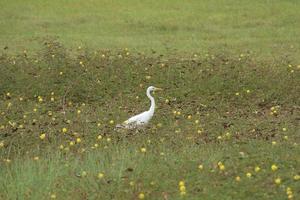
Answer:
0, 45, 299, 199
1, 0, 300, 199
1, 0, 300, 59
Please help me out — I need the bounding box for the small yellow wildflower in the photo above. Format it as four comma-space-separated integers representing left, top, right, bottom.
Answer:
98, 172, 104, 179
246, 89, 251, 93
77, 110, 81, 114
274, 178, 281, 185
246, 173, 252, 178
109, 120, 114, 124
198, 164, 203, 170
180, 185, 186, 192
81, 171, 87, 177
195, 119, 199, 124
255, 166, 261, 172
106, 138, 111, 142
141, 147, 146, 153
165, 99, 169, 103
219, 164, 225, 171
33, 156, 39, 161
235, 176, 241, 182
271, 164, 278, 171
0, 141, 4, 148
138, 193, 145, 199
69, 141, 75, 146
76, 138, 81, 143
293, 174, 300, 181
272, 141, 277, 145
235, 92, 240, 96
50, 194, 56, 199
62, 128, 67, 133
282, 127, 287, 131
179, 181, 185, 186
39, 133, 46, 140
187, 115, 192, 119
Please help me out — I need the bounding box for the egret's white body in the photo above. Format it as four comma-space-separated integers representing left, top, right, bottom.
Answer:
117, 86, 162, 129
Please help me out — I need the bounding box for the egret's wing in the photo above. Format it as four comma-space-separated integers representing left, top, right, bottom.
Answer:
124, 111, 147, 124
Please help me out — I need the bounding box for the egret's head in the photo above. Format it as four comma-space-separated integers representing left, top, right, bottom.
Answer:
148, 86, 163, 92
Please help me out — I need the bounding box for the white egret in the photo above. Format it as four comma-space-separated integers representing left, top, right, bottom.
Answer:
116, 86, 163, 129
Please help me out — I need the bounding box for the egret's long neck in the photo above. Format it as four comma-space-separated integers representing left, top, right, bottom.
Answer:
147, 89, 155, 115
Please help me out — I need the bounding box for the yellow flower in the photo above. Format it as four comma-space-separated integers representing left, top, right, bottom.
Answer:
109, 120, 114, 124
293, 174, 300, 181
98, 172, 104, 179
179, 181, 185, 186
246, 89, 251, 93
284, 135, 288, 140
76, 138, 81, 143
129, 181, 134, 186
271, 164, 278, 171
195, 120, 199, 124
187, 115, 192, 119
39, 133, 46, 140
198, 164, 203, 170
51, 97, 55, 101
235, 92, 240, 96
59, 145, 64, 150
274, 178, 281, 185
141, 148, 146, 153
69, 141, 75, 146
165, 99, 169, 104
180, 191, 186, 196
282, 127, 287, 131
97, 135, 102, 140
77, 110, 81, 114
106, 138, 111, 142
59, 71, 63, 75
235, 176, 241, 182
62, 128, 67, 133
179, 185, 186, 192
272, 141, 277, 145
50, 194, 56, 199
219, 164, 225, 171
33, 156, 39, 161
255, 166, 261, 172
138, 193, 145, 199
6, 92, 11, 97
286, 187, 293, 195
81, 171, 87, 177
246, 173, 252, 178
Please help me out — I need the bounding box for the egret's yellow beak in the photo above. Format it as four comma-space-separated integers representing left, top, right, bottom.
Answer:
154, 87, 163, 91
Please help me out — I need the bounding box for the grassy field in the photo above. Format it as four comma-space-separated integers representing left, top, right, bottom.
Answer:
1, 0, 300, 59
1, 0, 300, 200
